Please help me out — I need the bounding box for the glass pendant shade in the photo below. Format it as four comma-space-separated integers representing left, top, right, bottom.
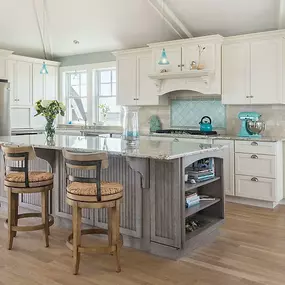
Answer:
158, 48, 169, 65
40, 62, 48, 74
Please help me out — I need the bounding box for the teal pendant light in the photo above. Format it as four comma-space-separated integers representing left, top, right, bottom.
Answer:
158, 48, 169, 65
40, 62, 48, 74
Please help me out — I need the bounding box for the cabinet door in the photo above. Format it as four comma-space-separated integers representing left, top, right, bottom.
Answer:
222, 43, 251, 104
33, 63, 44, 103
16, 61, 33, 106
250, 39, 282, 104
137, 52, 158, 105
213, 139, 234, 196
183, 43, 215, 71
44, 65, 57, 100
116, 56, 137, 105
153, 46, 182, 73
0, 56, 7, 79
11, 107, 31, 128
7, 60, 17, 106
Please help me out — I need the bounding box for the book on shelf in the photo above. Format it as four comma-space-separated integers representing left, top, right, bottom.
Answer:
185, 199, 200, 208
199, 195, 216, 201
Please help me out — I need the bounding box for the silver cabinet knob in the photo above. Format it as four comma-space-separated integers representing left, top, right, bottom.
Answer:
251, 154, 258, 159
251, 177, 259, 182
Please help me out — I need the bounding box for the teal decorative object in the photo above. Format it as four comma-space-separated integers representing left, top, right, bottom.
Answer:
149, 115, 161, 133
40, 62, 48, 74
158, 48, 169, 65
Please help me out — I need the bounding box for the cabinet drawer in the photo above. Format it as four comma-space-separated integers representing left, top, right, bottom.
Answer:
235, 140, 276, 155
235, 153, 276, 178
235, 175, 275, 201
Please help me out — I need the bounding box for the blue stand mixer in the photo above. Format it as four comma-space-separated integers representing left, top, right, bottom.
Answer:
238, 112, 265, 138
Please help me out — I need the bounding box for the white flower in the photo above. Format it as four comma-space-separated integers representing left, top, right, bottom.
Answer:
59, 102, 66, 111
34, 103, 40, 111
41, 100, 52, 108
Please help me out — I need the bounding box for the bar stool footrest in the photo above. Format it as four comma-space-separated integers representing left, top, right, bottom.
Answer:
66, 228, 123, 254
4, 213, 54, 232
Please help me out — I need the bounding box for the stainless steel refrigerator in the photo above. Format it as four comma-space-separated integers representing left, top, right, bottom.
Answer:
0, 79, 10, 136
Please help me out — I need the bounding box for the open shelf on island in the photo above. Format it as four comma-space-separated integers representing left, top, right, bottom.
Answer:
185, 198, 221, 218
185, 216, 224, 242
185, 177, 220, 191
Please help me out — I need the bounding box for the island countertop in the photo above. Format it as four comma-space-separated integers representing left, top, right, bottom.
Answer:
0, 134, 225, 160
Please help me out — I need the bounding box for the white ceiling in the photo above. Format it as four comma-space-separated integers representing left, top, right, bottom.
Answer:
0, 0, 282, 59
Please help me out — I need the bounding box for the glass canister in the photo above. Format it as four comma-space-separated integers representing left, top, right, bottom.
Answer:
122, 106, 140, 143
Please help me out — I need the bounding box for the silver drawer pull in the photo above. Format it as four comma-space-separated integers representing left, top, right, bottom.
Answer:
251, 177, 259, 182
173, 138, 179, 142
251, 154, 258, 159
251, 142, 258, 146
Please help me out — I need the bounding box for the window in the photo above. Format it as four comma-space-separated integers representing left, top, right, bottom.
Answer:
95, 69, 121, 126
65, 71, 88, 124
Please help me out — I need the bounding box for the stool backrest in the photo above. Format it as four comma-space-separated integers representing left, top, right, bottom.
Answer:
62, 149, 108, 201
1, 145, 37, 187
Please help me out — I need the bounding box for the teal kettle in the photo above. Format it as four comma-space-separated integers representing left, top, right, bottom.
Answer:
199, 116, 213, 132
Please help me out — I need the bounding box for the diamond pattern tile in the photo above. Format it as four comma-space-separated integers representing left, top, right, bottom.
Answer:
171, 99, 226, 128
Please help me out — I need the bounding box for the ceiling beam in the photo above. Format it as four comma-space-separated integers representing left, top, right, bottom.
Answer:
278, 0, 285, 29
148, 0, 193, 39
32, 0, 53, 60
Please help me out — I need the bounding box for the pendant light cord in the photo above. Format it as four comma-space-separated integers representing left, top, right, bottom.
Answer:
33, 0, 47, 60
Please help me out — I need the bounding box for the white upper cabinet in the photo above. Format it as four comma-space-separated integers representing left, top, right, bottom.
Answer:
222, 32, 285, 105
0, 57, 7, 79
153, 46, 182, 73
33, 63, 58, 103
116, 55, 137, 106
7, 60, 32, 106
137, 51, 162, 105
115, 49, 167, 106
222, 43, 250, 104
250, 39, 282, 104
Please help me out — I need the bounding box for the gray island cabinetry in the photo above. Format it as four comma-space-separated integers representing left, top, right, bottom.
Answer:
0, 135, 225, 259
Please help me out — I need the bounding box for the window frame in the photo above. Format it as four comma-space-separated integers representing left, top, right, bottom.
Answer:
60, 61, 117, 126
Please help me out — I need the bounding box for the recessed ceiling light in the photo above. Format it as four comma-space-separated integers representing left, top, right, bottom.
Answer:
73, 40, 79, 44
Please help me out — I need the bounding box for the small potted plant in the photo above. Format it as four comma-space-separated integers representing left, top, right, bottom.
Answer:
34, 99, 66, 142
99, 104, 110, 124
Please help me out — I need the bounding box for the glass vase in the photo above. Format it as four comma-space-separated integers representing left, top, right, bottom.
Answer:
45, 118, 55, 142
122, 106, 139, 145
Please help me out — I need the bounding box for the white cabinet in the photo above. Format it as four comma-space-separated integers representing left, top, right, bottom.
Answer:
222, 43, 250, 104
116, 55, 137, 106
0, 56, 7, 79
236, 175, 276, 202
213, 139, 235, 196
7, 60, 32, 106
33, 63, 58, 103
11, 108, 31, 128
250, 39, 282, 104
222, 36, 284, 105
116, 50, 165, 106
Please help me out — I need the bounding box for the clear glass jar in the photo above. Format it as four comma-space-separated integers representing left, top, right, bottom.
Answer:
122, 106, 139, 143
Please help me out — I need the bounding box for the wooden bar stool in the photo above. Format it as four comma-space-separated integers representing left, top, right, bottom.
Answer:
1, 145, 54, 250
62, 149, 123, 275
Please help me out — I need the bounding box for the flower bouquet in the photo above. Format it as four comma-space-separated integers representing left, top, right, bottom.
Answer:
34, 100, 66, 141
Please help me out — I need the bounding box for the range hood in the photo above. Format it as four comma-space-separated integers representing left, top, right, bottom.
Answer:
148, 69, 217, 95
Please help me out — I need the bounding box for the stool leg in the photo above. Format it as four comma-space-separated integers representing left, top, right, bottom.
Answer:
7, 190, 15, 250
12, 193, 19, 238
108, 207, 113, 254
72, 203, 81, 275
111, 200, 121, 273
41, 190, 49, 248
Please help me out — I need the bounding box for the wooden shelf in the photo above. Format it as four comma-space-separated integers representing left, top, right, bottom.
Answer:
148, 70, 214, 80
185, 177, 220, 191
185, 198, 221, 218
185, 216, 224, 242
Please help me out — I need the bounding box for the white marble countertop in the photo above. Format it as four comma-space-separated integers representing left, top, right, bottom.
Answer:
149, 133, 285, 142
0, 134, 225, 160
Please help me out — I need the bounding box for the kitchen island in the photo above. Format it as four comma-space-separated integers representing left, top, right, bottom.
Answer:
0, 135, 225, 259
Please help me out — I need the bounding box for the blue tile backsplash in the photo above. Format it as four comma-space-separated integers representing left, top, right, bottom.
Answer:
171, 99, 226, 129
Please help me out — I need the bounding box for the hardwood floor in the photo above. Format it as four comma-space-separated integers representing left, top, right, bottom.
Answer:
0, 202, 285, 285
